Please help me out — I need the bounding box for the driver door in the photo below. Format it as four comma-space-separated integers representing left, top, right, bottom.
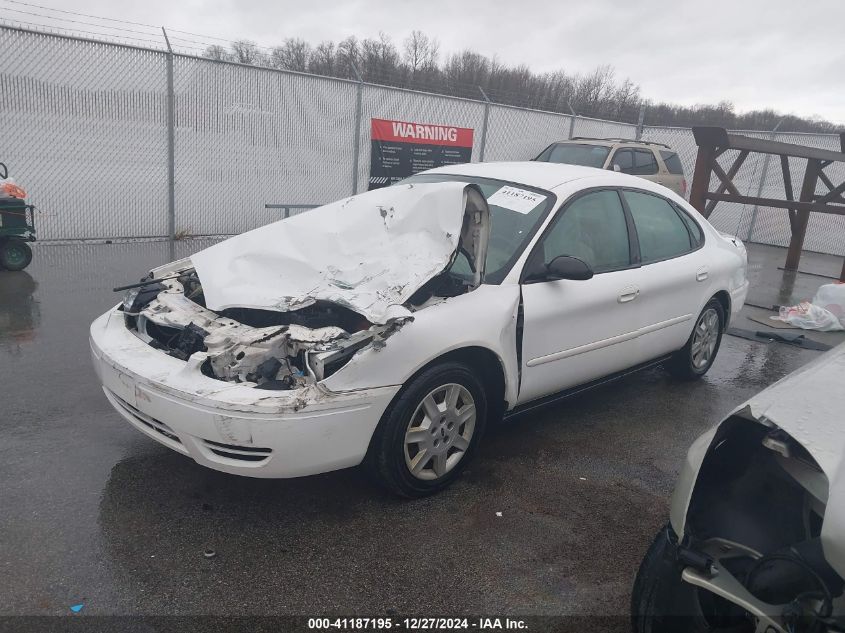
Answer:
518, 189, 643, 404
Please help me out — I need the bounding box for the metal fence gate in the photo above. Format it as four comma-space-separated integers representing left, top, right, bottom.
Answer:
1, 25, 843, 255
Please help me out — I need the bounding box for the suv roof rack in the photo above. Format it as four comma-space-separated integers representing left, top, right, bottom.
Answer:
567, 137, 672, 150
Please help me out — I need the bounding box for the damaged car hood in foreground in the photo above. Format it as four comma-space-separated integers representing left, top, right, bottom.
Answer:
191, 182, 485, 325
674, 342, 845, 578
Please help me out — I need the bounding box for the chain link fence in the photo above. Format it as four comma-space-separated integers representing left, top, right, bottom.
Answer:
1, 25, 843, 256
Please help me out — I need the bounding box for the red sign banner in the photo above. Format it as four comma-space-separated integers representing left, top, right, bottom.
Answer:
371, 118, 474, 148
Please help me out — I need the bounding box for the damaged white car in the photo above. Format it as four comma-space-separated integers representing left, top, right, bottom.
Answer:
632, 343, 845, 633
90, 162, 749, 496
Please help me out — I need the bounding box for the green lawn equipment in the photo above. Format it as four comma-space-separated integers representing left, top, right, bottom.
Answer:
0, 162, 35, 271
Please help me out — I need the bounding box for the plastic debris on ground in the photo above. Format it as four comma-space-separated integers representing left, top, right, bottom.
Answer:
70, 604, 84, 613
771, 283, 845, 331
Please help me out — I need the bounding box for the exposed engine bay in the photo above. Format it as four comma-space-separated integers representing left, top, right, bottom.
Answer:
121, 270, 414, 389
117, 183, 491, 390
681, 417, 844, 632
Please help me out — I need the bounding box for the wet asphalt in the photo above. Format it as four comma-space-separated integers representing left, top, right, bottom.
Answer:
0, 240, 841, 623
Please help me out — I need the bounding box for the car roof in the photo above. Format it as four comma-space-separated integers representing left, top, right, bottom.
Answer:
547, 138, 672, 151
421, 160, 649, 192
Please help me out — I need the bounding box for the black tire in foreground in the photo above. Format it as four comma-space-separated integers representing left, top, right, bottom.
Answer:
365, 361, 487, 498
667, 298, 725, 380
631, 526, 753, 633
0, 238, 33, 271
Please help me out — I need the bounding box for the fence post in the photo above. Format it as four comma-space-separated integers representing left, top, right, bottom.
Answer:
567, 101, 577, 139
350, 65, 363, 195
746, 120, 783, 241
161, 27, 176, 241
635, 104, 646, 140
477, 86, 491, 162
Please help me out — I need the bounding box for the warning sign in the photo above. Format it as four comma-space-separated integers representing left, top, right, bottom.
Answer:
368, 118, 474, 190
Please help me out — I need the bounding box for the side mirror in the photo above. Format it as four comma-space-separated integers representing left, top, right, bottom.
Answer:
612, 164, 621, 172
546, 255, 593, 281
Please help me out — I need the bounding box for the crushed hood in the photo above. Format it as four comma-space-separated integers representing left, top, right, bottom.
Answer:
190, 182, 487, 324
733, 341, 845, 578
737, 341, 845, 478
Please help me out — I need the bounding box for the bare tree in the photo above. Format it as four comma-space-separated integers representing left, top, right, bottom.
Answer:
269, 38, 312, 72
308, 41, 336, 76
230, 40, 264, 65
403, 30, 437, 75
203, 44, 230, 62
359, 33, 400, 83
336, 35, 361, 78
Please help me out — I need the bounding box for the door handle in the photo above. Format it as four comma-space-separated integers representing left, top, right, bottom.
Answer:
696, 267, 709, 282
618, 286, 640, 303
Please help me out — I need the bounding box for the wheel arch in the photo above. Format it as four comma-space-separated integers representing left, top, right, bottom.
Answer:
369, 345, 509, 445
712, 289, 731, 329
403, 346, 508, 421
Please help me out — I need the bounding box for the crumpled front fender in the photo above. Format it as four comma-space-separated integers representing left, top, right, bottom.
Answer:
321, 284, 522, 407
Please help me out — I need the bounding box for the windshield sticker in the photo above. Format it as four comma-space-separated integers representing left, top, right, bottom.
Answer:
487, 186, 547, 214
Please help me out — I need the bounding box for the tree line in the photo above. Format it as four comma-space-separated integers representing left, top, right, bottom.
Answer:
203, 31, 840, 134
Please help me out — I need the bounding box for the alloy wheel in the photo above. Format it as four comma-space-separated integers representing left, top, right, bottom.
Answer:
691, 308, 720, 369
403, 383, 476, 481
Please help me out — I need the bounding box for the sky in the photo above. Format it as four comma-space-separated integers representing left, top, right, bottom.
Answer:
5, 0, 844, 123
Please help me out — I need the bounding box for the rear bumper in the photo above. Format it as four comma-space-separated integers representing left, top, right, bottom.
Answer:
728, 279, 749, 326
90, 309, 399, 478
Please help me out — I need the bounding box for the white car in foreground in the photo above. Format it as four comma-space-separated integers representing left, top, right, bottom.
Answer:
90, 162, 749, 496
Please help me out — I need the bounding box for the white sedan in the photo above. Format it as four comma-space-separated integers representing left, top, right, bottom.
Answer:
90, 162, 749, 496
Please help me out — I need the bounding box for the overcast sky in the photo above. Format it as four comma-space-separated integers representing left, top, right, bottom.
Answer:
16, 0, 845, 123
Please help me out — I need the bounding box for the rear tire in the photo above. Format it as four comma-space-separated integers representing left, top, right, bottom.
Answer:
667, 299, 724, 380
0, 239, 32, 271
365, 362, 487, 498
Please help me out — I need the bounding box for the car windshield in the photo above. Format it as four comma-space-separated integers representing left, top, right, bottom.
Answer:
399, 174, 556, 284
535, 143, 610, 168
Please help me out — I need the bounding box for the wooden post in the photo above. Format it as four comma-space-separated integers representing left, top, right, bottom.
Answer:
784, 159, 821, 271
689, 145, 716, 216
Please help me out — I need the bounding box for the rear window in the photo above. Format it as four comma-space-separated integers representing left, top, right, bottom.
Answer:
624, 190, 694, 263
659, 150, 685, 175
676, 206, 704, 247
534, 143, 610, 169
611, 149, 658, 175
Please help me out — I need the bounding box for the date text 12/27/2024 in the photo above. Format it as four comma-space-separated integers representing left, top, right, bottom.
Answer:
308, 618, 528, 630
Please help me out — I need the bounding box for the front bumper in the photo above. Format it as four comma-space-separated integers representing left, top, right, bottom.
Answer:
90, 309, 400, 478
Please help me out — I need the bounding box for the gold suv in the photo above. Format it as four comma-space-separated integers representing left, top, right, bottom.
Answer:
534, 138, 688, 197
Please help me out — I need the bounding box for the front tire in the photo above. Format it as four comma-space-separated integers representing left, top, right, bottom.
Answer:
365, 362, 487, 498
667, 299, 724, 380
632, 526, 753, 633
0, 239, 33, 271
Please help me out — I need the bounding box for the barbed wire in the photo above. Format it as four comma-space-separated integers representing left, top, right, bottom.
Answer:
0, 17, 169, 47
0, 0, 283, 52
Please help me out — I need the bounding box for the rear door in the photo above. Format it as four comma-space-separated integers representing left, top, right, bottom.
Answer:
621, 189, 709, 361
518, 189, 643, 404
610, 148, 666, 188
